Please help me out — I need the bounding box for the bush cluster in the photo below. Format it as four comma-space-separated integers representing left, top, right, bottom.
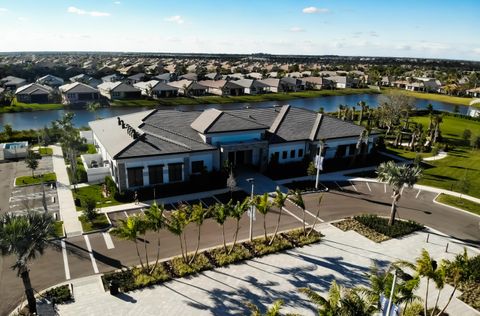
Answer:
102, 228, 322, 293
354, 214, 424, 238
44, 284, 72, 304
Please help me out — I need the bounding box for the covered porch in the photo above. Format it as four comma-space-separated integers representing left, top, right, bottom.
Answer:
220, 140, 269, 172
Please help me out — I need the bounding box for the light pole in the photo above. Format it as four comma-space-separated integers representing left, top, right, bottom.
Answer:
386, 269, 398, 316
315, 143, 324, 191
246, 177, 255, 241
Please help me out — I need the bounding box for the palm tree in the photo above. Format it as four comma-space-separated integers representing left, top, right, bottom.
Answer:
144, 202, 165, 273
269, 187, 288, 245
301, 282, 341, 315
376, 161, 422, 225
0, 212, 55, 314
228, 197, 249, 254
189, 203, 208, 263
307, 195, 323, 237
414, 249, 439, 316
289, 189, 307, 235
360, 263, 392, 310
436, 248, 471, 316
110, 215, 147, 270
247, 300, 284, 316
213, 202, 229, 253
166, 208, 189, 263
254, 193, 272, 240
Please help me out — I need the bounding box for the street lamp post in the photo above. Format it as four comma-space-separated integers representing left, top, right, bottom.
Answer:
246, 178, 255, 241
386, 269, 398, 316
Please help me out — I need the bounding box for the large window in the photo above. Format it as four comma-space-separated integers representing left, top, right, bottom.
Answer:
191, 160, 204, 174
127, 167, 144, 187
168, 163, 183, 182
148, 165, 164, 185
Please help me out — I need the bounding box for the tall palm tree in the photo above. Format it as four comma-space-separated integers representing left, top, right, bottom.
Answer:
436, 248, 471, 316
110, 215, 147, 270
269, 187, 288, 245
414, 249, 439, 316
166, 208, 189, 263
360, 263, 392, 310
213, 202, 229, 253
254, 193, 272, 240
289, 189, 307, 235
0, 212, 55, 314
189, 203, 208, 263
144, 202, 165, 273
228, 197, 249, 254
376, 161, 422, 225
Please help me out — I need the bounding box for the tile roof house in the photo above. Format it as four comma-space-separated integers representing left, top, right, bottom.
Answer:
234, 79, 269, 95
59, 82, 100, 104
0, 76, 27, 90
197, 80, 244, 96
36, 74, 64, 88
15, 83, 53, 104
168, 80, 207, 96
90, 106, 376, 192
70, 74, 102, 88
97, 81, 141, 100
300, 77, 334, 90
134, 80, 179, 98
154, 73, 177, 83
101, 74, 124, 83
126, 73, 147, 85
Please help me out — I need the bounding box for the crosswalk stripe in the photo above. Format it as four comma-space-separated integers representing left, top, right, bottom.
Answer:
84, 235, 99, 274
102, 232, 115, 249
365, 182, 372, 192
61, 240, 71, 280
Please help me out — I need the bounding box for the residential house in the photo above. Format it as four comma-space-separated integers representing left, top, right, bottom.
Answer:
0, 76, 26, 90
197, 80, 244, 96
97, 81, 141, 100
70, 74, 102, 88
178, 73, 198, 81
234, 79, 269, 95
205, 73, 222, 80
127, 73, 147, 85
301, 77, 334, 90
89, 105, 376, 192
102, 74, 124, 83
466, 87, 480, 98
405, 81, 424, 92
392, 80, 408, 89
59, 82, 100, 104
154, 73, 177, 83
258, 78, 282, 93
168, 80, 207, 96
280, 77, 305, 92
415, 77, 442, 92
381, 76, 394, 87
326, 76, 355, 89
246, 72, 263, 80
468, 99, 480, 117
134, 80, 179, 98
15, 83, 53, 104
36, 75, 64, 88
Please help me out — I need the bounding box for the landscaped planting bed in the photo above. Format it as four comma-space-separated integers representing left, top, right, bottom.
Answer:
79, 213, 110, 232
15, 172, 57, 186
102, 228, 322, 293
457, 254, 480, 311
332, 215, 424, 242
43, 284, 73, 304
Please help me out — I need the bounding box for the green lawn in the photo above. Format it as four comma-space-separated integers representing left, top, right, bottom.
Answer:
38, 147, 53, 156
15, 172, 57, 186
73, 184, 124, 211
79, 213, 110, 232
382, 88, 473, 106
110, 88, 379, 107
385, 146, 434, 160
436, 194, 480, 216
0, 99, 63, 113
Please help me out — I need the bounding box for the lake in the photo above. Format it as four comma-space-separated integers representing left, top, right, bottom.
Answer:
0, 93, 468, 131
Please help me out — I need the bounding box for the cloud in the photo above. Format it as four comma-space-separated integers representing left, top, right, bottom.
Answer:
113, 1, 121, 4
289, 27, 305, 33
67, 6, 110, 17
165, 15, 184, 24
302, 7, 329, 14
0, 7, 8, 12
17, 17, 29, 22
472, 48, 480, 55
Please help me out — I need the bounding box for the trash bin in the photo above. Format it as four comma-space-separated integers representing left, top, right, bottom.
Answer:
109, 280, 119, 295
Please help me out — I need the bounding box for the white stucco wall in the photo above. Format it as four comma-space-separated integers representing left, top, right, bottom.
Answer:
269, 141, 307, 163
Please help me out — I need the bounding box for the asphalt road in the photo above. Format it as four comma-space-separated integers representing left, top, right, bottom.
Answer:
1, 181, 479, 316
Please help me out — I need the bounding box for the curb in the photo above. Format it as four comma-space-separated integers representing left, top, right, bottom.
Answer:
432, 193, 480, 220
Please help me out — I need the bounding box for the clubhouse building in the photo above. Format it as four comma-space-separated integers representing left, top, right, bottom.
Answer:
89, 106, 376, 192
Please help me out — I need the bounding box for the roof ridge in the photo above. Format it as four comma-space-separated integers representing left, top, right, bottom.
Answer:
309, 113, 323, 141
143, 122, 206, 146
145, 129, 192, 150
268, 105, 290, 134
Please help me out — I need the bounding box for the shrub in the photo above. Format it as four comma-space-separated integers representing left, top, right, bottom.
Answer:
248, 236, 293, 257
354, 214, 423, 238
82, 196, 98, 221
44, 284, 72, 304
209, 245, 253, 267
170, 253, 212, 277
285, 229, 322, 247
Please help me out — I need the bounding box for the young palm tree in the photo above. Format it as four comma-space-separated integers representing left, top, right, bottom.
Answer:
269, 187, 288, 245
228, 197, 249, 254
360, 263, 393, 310
376, 161, 422, 225
213, 202, 229, 253
144, 202, 165, 273
415, 249, 440, 316
254, 193, 272, 240
247, 299, 284, 316
289, 189, 307, 235
110, 215, 147, 270
189, 203, 208, 264
166, 208, 189, 263
0, 212, 55, 314
300, 281, 342, 315
307, 195, 323, 237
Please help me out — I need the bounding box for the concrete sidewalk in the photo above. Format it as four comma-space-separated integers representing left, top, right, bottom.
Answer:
51, 145, 83, 237
56, 225, 480, 316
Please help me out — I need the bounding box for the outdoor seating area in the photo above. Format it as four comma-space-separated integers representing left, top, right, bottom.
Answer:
80, 153, 110, 184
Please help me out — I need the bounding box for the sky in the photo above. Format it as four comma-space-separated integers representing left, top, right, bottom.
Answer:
0, 0, 479, 61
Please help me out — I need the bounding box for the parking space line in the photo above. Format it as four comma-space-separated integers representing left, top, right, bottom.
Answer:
334, 181, 344, 191
212, 195, 222, 203
61, 240, 71, 280
282, 207, 310, 225
199, 199, 209, 208
416, 190, 422, 199
102, 232, 115, 249
365, 182, 372, 192
84, 235, 99, 274
305, 209, 324, 223
384, 183, 387, 193
349, 181, 358, 192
